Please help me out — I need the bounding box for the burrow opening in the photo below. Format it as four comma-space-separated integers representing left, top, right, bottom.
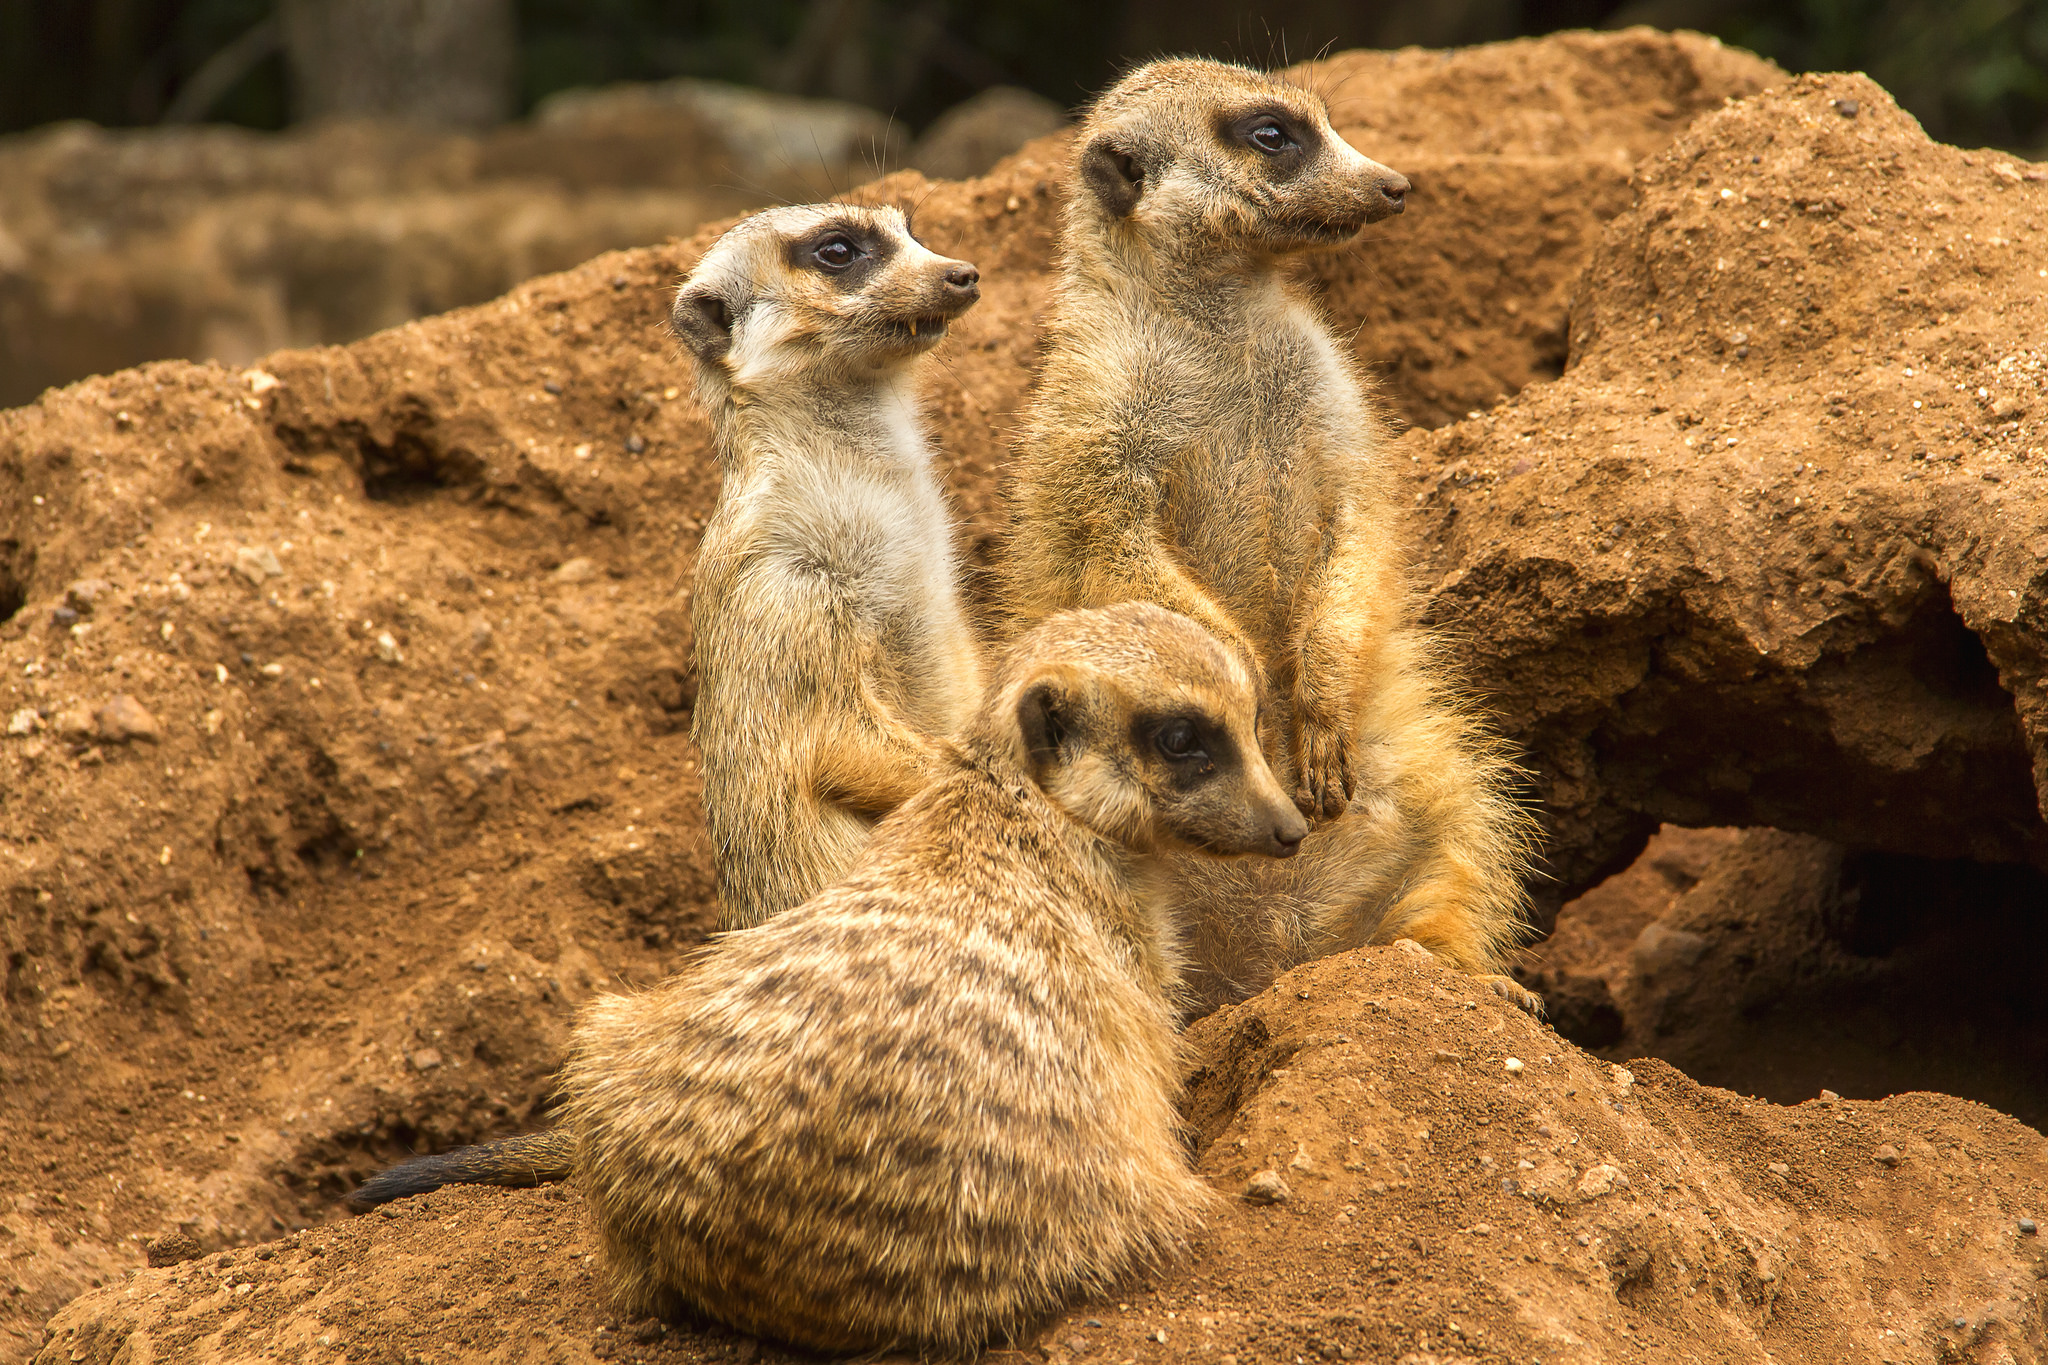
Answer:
1521, 824, 2048, 1131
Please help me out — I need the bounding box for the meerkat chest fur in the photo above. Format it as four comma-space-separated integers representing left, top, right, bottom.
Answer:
698, 382, 967, 728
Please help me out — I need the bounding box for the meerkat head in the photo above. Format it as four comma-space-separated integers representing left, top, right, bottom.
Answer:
1071, 58, 1408, 258
973, 602, 1307, 859
670, 203, 981, 389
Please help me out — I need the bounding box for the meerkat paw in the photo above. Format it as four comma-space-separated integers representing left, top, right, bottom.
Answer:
1482, 974, 1546, 1018
1293, 718, 1355, 822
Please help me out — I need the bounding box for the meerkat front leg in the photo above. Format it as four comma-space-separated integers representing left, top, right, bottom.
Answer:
1288, 494, 1405, 821
809, 673, 948, 821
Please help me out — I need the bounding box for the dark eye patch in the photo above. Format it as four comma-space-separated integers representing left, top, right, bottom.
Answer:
1134, 712, 1238, 787
1218, 107, 1320, 173
786, 221, 897, 291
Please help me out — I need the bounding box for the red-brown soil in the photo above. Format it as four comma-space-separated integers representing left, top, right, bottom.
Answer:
3, 28, 2046, 1365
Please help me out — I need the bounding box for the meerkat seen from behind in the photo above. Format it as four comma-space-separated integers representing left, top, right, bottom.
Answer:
352, 603, 1307, 1354
673, 203, 985, 929
999, 59, 1540, 1012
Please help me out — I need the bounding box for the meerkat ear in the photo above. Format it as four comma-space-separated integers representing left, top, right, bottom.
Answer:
1080, 135, 1145, 218
670, 284, 736, 363
1016, 679, 1072, 773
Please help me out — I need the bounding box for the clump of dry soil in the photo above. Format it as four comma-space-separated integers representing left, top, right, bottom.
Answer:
2, 27, 2045, 1365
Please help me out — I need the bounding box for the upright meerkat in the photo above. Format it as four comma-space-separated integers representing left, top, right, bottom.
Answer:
673, 202, 985, 929
353, 604, 1306, 1354
999, 59, 1539, 1012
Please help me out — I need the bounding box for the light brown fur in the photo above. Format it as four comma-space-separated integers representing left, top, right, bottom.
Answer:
997, 59, 1540, 1013
562, 603, 1305, 1353
673, 203, 985, 929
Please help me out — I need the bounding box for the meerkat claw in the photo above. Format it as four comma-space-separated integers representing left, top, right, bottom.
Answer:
1483, 974, 1546, 1018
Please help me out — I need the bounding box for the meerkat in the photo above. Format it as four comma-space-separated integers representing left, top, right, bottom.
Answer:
998, 58, 1540, 1013
673, 202, 985, 930
352, 603, 1306, 1354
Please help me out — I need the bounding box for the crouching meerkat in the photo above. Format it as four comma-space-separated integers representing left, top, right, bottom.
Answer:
671, 203, 986, 929
998, 59, 1540, 1013
352, 603, 1307, 1354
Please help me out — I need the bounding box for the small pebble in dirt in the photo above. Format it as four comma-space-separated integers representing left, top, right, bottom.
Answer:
97, 694, 161, 743
1084, 1319, 1103, 1329
625, 434, 646, 454
1873, 1144, 1902, 1167
1064, 1335, 1091, 1354
49, 605, 79, 627
1504, 1057, 1524, 1073
6, 708, 38, 736
1243, 1169, 1293, 1205
544, 380, 564, 396
2021, 1218, 2038, 1236
377, 1203, 403, 1219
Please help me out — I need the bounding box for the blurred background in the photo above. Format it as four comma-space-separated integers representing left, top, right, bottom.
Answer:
0, 0, 2043, 405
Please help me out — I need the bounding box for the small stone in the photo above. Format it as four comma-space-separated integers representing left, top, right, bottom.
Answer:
1504, 1057, 1524, 1073
1631, 921, 1709, 977
1432, 1049, 1463, 1064
551, 557, 598, 585
1576, 1163, 1630, 1199
1084, 1319, 1103, 1329
1819, 1089, 1841, 1102
143, 1230, 203, 1267
1611, 1064, 1636, 1094
232, 546, 283, 585
625, 434, 646, 454
1834, 98, 1859, 117
409, 1047, 444, 1071
48, 606, 79, 627
53, 703, 96, 737
1392, 937, 1433, 960
2020, 1218, 2038, 1236
96, 694, 161, 743
1063, 1335, 1090, 1355
65, 579, 113, 613
1287, 1143, 1315, 1175
375, 631, 404, 664
1767, 1161, 1791, 1175
377, 1203, 403, 1219
6, 708, 39, 736
1873, 1144, 1901, 1168
543, 380, 564, 396
1243, 1169, 1292, 1205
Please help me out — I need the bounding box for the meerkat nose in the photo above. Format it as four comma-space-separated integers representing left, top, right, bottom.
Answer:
942, 264, 980, 292
1380, 175, 1410, 212
1270, 804, 1309, 857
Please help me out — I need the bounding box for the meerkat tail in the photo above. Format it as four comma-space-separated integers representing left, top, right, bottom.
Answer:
349, 1128, 574, 1208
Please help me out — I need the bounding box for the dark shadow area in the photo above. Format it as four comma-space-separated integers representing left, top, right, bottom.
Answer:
1522, 824, 2048, 1132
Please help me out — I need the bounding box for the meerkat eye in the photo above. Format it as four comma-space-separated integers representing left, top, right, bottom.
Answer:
811, 236, 864, 271
1246, 120, 1296, 155
1154, 719, 1206, 761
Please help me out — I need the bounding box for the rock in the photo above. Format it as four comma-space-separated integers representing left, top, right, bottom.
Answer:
142, 1230, 203, 1267
910, 86, 1068, 181
232, 545, 283, 585
1288, 1142, 1316, 1175
1576, 1163, 1631, 1199
550, 557, 597, 585
1630, 922, 1710, 978
1243, 1169, 1293, 1205
1873, 1144, 1902, 1167
95, 694, 161, 743
51, 703, 97, 738
409, 1047, 444, 1071
5, 708, 38, 735
2021, 1218, 2038, 1236
64, 578, 113, 613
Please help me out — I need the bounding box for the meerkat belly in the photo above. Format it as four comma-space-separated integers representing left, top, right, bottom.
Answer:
1157, 411, 1329, 655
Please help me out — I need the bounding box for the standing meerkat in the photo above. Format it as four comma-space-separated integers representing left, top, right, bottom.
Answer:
999, 59, 1540, 1013
672, 202, 986, 929
352, 603, 1307, 1354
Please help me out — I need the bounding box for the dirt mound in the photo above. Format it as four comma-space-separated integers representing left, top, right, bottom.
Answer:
1405, 72, 2048, 896
36, 947, 2048, 1364
2, 27, 2045, 1365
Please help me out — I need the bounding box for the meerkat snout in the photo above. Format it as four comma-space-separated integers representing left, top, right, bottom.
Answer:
993, 603, 1307, 859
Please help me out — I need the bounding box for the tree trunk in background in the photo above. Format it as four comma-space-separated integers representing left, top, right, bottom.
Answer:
278, 0, 515, 128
